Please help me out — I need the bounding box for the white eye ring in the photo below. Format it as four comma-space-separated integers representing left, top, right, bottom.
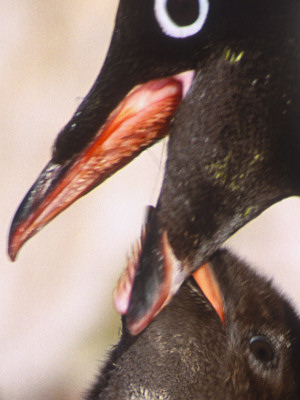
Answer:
154, 0, 209, 39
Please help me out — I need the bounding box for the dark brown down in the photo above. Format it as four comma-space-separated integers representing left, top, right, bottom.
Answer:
86, 250, 300, 400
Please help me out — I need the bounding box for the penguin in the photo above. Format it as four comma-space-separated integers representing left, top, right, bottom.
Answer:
8, 0, 300, 333
85, 249, 300, 400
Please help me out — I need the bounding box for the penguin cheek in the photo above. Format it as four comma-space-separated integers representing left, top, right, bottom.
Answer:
154, 0, 209, 39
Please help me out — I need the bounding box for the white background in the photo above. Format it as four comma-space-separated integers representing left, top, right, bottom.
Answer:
1, 1, 300, 399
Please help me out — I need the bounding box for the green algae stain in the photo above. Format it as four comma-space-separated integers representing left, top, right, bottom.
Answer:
249, 152, 264, 166
224, 48, 245, 64
205, 153, 232, 186
243, 206, 254, 217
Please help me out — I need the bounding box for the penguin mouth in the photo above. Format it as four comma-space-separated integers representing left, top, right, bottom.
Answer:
114, 228, 225, 335
192, 261, 225, 326
8, 71, 194, 261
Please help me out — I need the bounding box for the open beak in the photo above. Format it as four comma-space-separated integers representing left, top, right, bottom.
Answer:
8, 71, 194, 261
192, 262, 225, 325
114, 225, 225, 335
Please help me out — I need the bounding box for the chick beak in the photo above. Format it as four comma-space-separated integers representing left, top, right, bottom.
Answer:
193, 262, 225, 325
114, 227, 225, 335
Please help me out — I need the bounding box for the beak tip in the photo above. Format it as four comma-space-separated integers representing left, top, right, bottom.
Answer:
126, 314, 149, 336
9, 253, 17, 262
8, 224, 26, 262
8, 236, 19, 262
8, 248, 17, 262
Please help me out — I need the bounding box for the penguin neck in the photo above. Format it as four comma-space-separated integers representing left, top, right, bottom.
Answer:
159, 23, 300, 267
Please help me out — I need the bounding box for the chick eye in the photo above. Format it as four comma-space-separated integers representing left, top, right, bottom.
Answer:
249, 335, 274, 364
154, 0, 209, 39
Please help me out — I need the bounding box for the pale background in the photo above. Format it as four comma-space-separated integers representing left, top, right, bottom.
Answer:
1, 1, 300, 399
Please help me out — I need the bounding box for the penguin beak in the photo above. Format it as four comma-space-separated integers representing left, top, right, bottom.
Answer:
114, 228, 225, 335
8, 71, 194, 261
192, 262, 225, 325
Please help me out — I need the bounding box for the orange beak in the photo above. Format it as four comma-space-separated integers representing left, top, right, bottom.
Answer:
114, 226, 225, 335
8, 71, 194, 261
193, 262, 225, 325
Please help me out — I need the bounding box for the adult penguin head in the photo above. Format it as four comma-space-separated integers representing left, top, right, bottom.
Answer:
8, 0, 300, 333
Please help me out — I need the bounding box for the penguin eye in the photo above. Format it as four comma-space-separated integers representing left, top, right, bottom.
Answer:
249, 335, 274, 364
154, 0, 209, 39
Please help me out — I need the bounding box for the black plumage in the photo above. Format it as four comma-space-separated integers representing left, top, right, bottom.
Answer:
86, 250, 300, 400
8, 0, 300, 331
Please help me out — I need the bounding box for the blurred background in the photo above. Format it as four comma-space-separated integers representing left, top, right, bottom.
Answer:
1, 1, 300, 399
